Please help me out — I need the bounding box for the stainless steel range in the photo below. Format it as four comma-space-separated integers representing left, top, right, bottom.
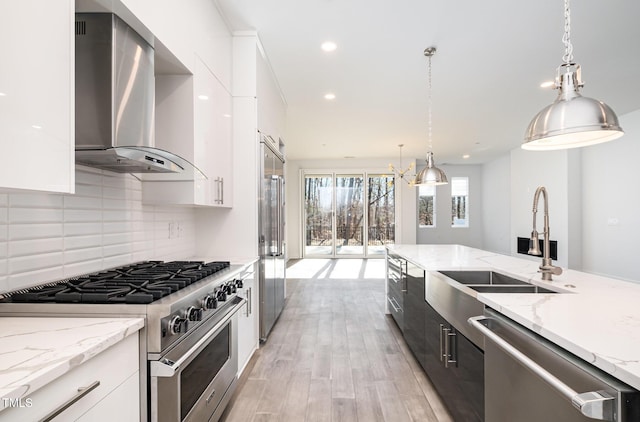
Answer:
0, 260, 251, 422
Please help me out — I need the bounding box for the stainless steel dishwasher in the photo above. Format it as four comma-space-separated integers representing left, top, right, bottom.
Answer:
469, 308, 640, 422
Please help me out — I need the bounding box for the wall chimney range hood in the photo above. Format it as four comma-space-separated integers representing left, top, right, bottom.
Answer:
75, 13, 200, 178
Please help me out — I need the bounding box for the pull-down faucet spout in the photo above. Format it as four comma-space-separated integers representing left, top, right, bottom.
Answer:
528, 186, 562, 281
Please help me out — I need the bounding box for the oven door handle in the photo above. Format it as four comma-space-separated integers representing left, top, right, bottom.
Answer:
151, 299, 245, 378
468, 316, 616, 421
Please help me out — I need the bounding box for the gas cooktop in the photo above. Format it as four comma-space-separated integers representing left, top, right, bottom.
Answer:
1, 260, 230, 305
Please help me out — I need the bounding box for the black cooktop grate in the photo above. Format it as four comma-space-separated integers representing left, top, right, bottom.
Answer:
3, 261, 230, 304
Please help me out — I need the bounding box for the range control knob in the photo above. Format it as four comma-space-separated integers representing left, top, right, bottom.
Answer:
186, 306, 203, 321
235, 279, 244, 289
216, 288, 227, 302
202, 295, 218, 310
168, 315, 187, 335
223, 284, 234, 295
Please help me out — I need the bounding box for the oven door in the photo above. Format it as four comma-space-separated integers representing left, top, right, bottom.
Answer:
149, 299, 244, 422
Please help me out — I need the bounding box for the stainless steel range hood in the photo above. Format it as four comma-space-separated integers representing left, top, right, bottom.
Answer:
75, 13, 197, 176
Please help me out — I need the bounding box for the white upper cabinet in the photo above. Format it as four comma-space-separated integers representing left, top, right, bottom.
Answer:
0, 0, 75, 193
120, 0, 232, 90
233, 35, 287, 144
257, 46, 287, 145
145, 57, 232, 207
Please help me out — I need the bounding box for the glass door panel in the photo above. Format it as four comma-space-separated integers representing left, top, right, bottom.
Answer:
367, 175, 395, 255
304, 175, 334, 256
303, 172, 396, 258
335, 175, 364, 255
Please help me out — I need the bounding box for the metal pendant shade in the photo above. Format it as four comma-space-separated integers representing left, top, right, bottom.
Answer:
415, 47, 448, 187
523, 0, 623, 150
523, 66, 623, 150
414, 152, 448, 186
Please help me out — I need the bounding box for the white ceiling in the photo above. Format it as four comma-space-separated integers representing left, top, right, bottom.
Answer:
215, 0, 640, 164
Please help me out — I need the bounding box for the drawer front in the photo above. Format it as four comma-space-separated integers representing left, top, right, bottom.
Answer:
0, 333, 139, 422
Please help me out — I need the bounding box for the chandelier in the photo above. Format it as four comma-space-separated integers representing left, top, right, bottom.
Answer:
388, 144, 415, 185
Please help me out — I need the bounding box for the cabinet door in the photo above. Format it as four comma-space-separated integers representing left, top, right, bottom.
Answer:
0, 0, 74, 193
237, 265, 258, 374
194, 58, 232, 207
0, 334, 139, 422
404, 266, 426, 366
423, 301, 483, 422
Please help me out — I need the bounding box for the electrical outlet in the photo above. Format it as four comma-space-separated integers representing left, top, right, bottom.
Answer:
168, 221, 178, 238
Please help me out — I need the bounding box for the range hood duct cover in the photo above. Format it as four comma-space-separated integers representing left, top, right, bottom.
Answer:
75, 13, 198, 176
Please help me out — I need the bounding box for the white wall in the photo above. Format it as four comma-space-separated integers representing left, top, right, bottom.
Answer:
581, 109, 640, 282
416, 163, 484, 249
0, 167, 196, 294
481, 155, 511, 255
509, 148, 576, 268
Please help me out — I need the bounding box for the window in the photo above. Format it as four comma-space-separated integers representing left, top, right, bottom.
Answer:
418, 185, 436, 227
451, 177, 469, 227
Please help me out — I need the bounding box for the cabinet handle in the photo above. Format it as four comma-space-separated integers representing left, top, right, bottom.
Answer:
443, 326, 450, 366
387, 296, 401, 313
440, 326, 458, 368
39, 380, 100, 422
220, 177, 224, 205
439, 324, 445, 363
248, 287, 252, 315
446, 328, 458, 368
245, 287, 252, 316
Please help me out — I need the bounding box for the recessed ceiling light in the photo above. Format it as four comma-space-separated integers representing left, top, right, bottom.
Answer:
324, 93, 336, 100
32, 124, 42, 129
321, 41, 337, 52
462, 154, 470, 159
198, 95, 209, 100
540, 81, 555, 88
0, 92, 6, 97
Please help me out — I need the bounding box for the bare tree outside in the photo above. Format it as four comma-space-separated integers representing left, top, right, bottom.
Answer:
304, 173, 395, 256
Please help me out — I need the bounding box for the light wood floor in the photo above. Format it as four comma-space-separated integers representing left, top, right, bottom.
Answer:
220, 259, 453, 422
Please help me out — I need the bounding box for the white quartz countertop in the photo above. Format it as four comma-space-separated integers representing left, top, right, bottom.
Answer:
387, 244, 640, 390
0, 317, 144, 408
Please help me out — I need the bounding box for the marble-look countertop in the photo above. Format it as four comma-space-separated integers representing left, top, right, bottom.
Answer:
387, 244, 640, 390
0, 317, 144, 409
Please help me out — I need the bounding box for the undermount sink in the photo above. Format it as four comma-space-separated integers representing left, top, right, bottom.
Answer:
465, 284, 557, 294
439, 270, 529, 285
438, 270, 559, 294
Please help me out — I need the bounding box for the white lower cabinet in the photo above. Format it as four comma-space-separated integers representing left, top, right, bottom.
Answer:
237, 263, 259, 374
0, 334, 140, 422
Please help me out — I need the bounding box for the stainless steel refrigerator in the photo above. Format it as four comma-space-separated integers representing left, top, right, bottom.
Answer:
258, 135, 286, 341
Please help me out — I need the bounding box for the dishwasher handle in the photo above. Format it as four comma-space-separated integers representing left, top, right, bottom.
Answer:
468, 316, 616, 421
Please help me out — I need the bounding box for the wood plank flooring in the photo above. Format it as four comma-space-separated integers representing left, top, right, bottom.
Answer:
221, 259, 453, 422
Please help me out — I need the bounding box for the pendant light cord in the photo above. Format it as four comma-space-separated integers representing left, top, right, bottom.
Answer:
562, 0, 573, 65
427, 50, 433, 154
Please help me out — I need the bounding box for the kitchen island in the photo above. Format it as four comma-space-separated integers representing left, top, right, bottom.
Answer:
387, 244, 640, 391
0, 317, 143, 420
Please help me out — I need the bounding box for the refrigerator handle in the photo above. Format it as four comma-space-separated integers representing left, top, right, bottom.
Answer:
276, 177, 282, 256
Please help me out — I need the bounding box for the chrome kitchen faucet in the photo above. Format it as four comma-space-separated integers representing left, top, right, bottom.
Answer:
528, 186, 563, 281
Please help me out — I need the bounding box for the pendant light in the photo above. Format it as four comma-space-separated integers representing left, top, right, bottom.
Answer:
389, 144, 415, 185
523, 0, 623, 150
414, 47, 448, 186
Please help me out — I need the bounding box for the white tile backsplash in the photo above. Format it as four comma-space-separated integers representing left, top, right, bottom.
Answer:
0, 168, 196, 294
9, 223, 64, 241
9, 238, 65, 257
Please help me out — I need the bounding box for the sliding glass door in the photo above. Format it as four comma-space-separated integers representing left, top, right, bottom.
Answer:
303, 172, 395, 258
